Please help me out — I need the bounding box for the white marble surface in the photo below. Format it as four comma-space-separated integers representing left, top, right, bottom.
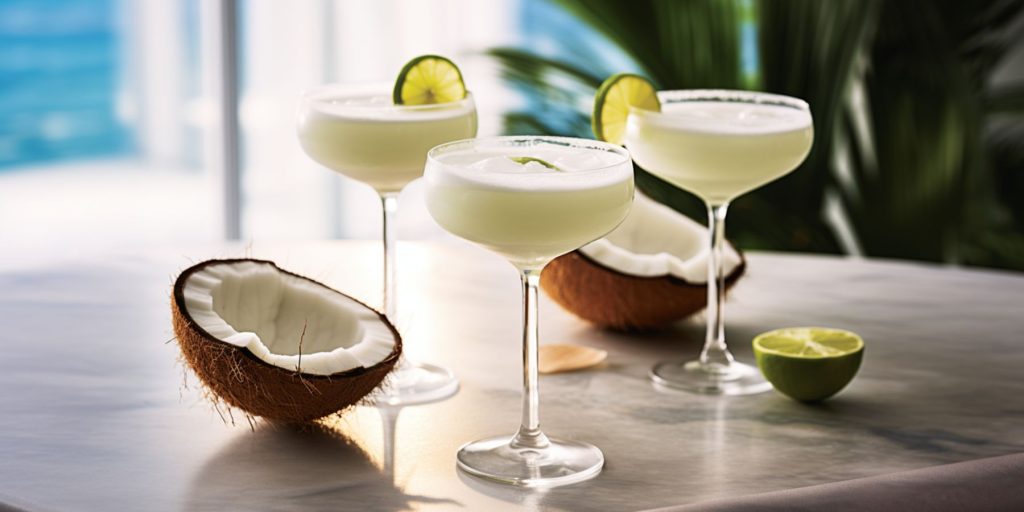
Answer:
1, 241, 1022, 511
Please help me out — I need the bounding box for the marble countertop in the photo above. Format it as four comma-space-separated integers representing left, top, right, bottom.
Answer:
1, 241, 1022, 511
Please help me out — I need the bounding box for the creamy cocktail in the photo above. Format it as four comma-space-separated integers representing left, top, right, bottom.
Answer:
296, 80, 476, 406
626, 96, 812, 204
297, 84, 477, 193
624, 89, 813, 396
426, 143, 633, 268
426, 136, 633, 487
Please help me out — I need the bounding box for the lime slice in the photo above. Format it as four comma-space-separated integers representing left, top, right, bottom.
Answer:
592, 73, 660, 144
510, 156, 560, 171
753, 327, 864, 402
393, 54, 467, 105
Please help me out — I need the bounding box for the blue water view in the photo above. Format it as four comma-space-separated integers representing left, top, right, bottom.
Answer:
0, 0, 131, 169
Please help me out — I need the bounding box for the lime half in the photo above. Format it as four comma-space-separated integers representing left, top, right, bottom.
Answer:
753, 327, 864, 402
592, 73, 660, 144
393, 54, 467, 105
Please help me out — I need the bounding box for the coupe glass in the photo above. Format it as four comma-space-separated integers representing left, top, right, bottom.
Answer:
425, 136, 634, 486
625, 90, 814, 395
296, 83, 477, 405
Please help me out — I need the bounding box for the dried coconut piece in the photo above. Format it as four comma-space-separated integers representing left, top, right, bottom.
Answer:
538, 344, 608, 374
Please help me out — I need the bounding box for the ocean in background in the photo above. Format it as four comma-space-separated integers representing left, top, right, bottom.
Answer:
0, 0, 131, 170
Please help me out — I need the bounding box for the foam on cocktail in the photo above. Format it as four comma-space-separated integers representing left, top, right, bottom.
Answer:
647, 101, 811, 134
430, 146, 630, 192
314, 93, 476, 120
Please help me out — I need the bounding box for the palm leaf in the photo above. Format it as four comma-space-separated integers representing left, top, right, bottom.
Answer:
486, 47, 604, 90
735, 0, 881, 253
837, 0, 1024, 265
985, 84, 1024, 114
485, 0, 1024, 269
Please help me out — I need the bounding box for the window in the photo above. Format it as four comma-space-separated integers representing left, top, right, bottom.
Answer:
1, 0, 522, 260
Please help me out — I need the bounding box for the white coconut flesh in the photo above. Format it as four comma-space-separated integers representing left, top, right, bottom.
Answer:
181, 260, 395, 376
579, 192, 742, 282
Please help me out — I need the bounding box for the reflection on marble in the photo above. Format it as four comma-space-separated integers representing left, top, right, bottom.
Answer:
184, 423, 425, 511
1, 242, 1023, 511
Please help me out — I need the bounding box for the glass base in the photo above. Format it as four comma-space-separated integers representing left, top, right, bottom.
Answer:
651, 360, 772, 396
457, 435, 604, 487
368, 360, 459, 406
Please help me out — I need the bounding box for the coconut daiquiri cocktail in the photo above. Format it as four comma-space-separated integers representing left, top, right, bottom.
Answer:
297, 84, 477, 194
593, 75, 814, 396
626, 94, 813, 204
426, 139, 634, 268
296, 56, 477, 405
426, 136, 633, 486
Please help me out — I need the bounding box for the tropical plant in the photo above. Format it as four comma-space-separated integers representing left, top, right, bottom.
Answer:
487, 0, 1024, 270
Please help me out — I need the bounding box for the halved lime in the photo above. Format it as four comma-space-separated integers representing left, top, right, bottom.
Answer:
393, 54, 467, 105
753, 327, 864, 402
592, 73, 660, 144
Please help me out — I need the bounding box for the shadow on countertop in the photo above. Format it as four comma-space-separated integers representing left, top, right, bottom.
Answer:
184, 420, 456, 512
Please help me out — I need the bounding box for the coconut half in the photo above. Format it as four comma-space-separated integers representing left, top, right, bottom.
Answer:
171, 259, 400, 423
541, 192, 745, 330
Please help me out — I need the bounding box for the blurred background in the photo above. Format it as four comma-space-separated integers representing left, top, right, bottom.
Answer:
2, 0, 1022, 270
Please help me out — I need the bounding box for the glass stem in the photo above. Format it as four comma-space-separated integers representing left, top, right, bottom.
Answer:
511, 268, 550, 450
700, 202, 735, 372
381, 193, 410, 374
380, 193, 399, 321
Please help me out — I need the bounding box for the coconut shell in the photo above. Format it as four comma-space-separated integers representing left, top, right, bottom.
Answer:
171, 259, 401, 423
541, 250, 745, 331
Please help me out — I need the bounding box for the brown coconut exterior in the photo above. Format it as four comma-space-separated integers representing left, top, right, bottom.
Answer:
171, 259, 401, 423
541, 250, 745, 331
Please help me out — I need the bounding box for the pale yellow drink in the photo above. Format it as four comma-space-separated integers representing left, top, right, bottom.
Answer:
425, 139, 634, 268
296, 84, 477, 193
625, 99, 812, 204
621, 89, 814, 396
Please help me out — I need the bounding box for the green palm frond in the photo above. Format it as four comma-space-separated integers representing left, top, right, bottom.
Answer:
986, 84, 1024, 114
554, 0, 744, 88
487, 47, 604, 91
837, 0, 1024, 265
716, 0, 881, 253
756, 0, 880, 204
485, 0, 1024, 270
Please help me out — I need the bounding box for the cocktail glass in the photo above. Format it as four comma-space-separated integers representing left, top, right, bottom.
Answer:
625, 89, 813, 395
425, 136, 634, 486
297, 83, 477, 405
